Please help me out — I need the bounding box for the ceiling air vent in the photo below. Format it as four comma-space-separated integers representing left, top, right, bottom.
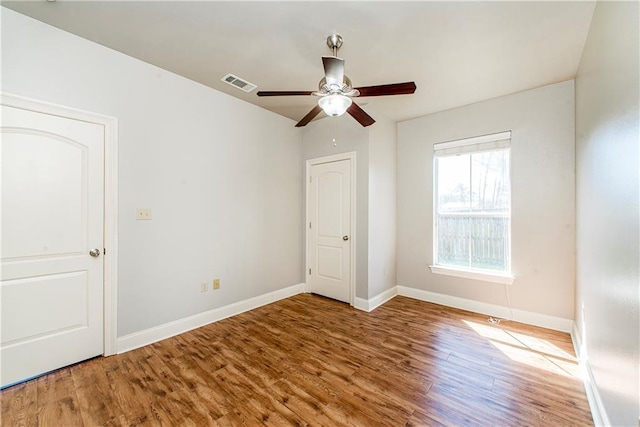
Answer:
221, 73, 257, 93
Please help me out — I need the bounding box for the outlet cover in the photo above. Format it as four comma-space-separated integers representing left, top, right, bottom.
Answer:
200, 282, 208, 292
136, 208, 152, 220
213, 279, 220, 290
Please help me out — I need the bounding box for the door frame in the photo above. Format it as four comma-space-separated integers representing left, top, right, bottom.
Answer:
305, 152, 357, 306
1, 93, 119, 356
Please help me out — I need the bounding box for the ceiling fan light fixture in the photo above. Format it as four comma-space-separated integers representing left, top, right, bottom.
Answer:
318, 94, 352, 117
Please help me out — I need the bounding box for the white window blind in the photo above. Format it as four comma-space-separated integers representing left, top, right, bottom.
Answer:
434, 131, 511, 156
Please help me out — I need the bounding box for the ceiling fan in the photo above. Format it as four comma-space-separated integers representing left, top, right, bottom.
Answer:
256, 34, 417, 127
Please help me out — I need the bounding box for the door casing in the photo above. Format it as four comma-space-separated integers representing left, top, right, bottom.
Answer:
1, 93, 119, 356
305, 152, 356, 305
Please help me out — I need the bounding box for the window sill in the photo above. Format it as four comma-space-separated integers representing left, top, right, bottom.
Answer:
428, 265, 515, 285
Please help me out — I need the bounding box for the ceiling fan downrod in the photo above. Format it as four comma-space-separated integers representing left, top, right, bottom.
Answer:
326, 34, 343, 57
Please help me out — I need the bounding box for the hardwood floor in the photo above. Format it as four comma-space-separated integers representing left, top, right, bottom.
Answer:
1, 294, 593, 426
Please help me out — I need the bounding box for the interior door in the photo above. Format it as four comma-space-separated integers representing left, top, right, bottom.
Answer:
308, 159, 352, 303
1, 103, 105, 388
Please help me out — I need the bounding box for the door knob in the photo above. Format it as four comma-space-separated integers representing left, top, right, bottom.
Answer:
89, 248, 101, 257
342, 235, 349, 241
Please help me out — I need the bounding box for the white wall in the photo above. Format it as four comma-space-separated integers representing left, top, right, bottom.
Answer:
575, 1, 639, 425
367, 112, 397, 299
302, 115, 370, 299
397, 81, 575, 321
1, 8, 303, 337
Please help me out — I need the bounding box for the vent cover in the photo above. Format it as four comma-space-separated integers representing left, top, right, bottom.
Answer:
221, 73, 257, 93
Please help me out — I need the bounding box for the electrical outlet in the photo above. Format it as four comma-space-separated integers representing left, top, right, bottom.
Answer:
213, 278, 220, 290
200, 282, 208, 292
136, 208, 152, 220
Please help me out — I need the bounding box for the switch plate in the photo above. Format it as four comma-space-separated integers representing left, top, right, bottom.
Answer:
200, 282, 208, 292
136, 208, 152, 220
213, 279, 220, 290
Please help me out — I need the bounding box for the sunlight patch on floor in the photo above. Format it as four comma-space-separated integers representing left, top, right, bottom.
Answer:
462, 320, 580, 378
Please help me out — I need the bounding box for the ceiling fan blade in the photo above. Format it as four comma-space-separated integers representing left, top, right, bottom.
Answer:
347, 103, 375, 127
257, 91, 314, 97
322, 56, 345, 87
355, 82, 417, 97
295, 105, 323, 127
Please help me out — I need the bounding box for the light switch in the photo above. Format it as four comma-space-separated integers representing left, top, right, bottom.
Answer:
136, 208, 152, 220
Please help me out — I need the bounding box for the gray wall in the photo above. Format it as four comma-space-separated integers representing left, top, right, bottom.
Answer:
575, 1, 640, 425
301, 108, 398, 302
2, 9, 303, 337
367, 112, 397, 299
397, 80, 576, 320
302, 115, 370, 300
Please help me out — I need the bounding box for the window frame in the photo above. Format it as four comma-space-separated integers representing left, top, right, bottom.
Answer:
430, 131, 515, 285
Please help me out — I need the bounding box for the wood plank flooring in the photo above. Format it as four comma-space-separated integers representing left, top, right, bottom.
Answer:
1, 294, 593, 426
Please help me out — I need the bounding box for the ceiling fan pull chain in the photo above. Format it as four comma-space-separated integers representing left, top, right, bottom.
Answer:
332, 118, 338, 147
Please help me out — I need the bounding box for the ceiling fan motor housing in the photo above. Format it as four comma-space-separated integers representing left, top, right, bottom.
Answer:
318, 76, 354, 95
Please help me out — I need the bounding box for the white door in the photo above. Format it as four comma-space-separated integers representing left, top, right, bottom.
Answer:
308, 158, 352, 303
1, 103, 105, 388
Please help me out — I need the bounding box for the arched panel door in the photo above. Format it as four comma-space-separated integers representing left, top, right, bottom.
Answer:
308, 159, 352, 303
1, 104, 104, 387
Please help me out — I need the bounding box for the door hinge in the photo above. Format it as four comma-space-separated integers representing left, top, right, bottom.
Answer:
309, 222, 312, 229
104, 248, 106, 255
309, 268, 311, 275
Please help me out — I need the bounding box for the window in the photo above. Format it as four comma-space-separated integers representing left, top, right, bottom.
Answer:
431, 131, 513, 284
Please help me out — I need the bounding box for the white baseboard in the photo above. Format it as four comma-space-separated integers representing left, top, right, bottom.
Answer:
571, 323, 611, 427
396, 285, 573, 333
117, 283, 306, 354
354, 286, 398, 312
353, 297, 369, 312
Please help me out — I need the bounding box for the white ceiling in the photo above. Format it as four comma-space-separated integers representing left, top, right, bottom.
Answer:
3, 1, 595, 124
